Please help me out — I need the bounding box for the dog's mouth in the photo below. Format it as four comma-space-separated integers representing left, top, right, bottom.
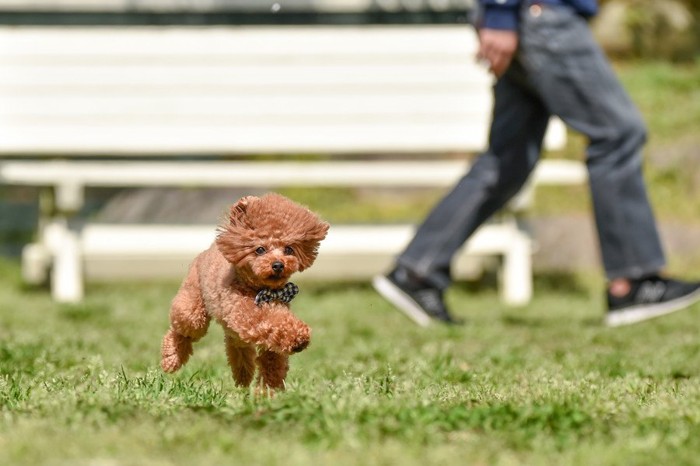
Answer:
264, 272, 288, 286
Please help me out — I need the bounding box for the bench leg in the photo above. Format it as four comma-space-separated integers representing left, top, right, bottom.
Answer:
21, 243, 51, 285
20, 187, 54, 286
45, 218, 84, 303
500, 231, 532, 306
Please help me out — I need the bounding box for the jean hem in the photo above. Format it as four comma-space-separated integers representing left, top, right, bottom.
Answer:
605, 259, 666, 281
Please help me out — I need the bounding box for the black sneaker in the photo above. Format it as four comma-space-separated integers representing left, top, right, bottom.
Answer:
605, 275, 700, 327
372, 268, 461, 327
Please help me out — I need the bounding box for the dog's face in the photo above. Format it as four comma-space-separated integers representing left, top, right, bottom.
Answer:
216, 194, 329, 288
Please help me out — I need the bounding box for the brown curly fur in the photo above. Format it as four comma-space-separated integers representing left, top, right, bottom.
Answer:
160, 193, 329, 392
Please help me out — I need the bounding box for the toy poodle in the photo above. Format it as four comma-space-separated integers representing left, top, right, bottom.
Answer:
160, 193, 329, 392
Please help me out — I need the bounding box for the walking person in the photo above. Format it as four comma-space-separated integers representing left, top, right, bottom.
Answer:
373, 0, 700, 327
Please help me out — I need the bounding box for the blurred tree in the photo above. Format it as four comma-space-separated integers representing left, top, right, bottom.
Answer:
594, 0, 698, 61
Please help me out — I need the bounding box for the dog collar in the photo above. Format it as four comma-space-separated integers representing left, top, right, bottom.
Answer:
254, 282, 299, 306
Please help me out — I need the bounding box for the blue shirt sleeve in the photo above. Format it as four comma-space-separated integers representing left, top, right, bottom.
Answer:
479, 0, 521, 31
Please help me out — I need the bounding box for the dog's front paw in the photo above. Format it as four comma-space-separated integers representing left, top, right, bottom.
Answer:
291, 339, 309, 353
246, 307, 312, 354
289, 326, 311, 354
268, 323, 310, 355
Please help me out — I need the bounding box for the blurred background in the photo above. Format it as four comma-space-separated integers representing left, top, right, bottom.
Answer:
0, 0, 699, 288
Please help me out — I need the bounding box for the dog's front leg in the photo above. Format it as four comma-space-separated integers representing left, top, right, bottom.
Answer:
222, 299, 272, 347
249, 305, 310, 354
223, 301, 310, 354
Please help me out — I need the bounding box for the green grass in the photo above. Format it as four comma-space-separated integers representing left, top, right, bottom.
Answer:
616, 61, 700, 144
2, 259, 700, 465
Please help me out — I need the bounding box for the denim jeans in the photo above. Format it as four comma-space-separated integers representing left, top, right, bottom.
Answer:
397, 4, 665, 290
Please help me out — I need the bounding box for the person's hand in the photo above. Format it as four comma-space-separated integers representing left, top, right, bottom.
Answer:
476, 28, 518, 78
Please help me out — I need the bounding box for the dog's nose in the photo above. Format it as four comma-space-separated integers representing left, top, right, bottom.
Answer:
272, 261, 284, 273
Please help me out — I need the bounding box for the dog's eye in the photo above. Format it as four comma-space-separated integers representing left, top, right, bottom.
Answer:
255, 247, 266, 255
284, 246, 294, 255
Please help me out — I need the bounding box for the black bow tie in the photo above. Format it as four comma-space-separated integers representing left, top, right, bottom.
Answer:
254, 282, 299, 306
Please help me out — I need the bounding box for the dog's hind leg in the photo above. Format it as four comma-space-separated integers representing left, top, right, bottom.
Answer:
161, 263, 210, 373
256, 350, 290, 392
224, 334, 256, 387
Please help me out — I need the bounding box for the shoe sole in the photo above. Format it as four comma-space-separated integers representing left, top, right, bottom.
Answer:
372, 275, 432, 327
606, 287, 700, 327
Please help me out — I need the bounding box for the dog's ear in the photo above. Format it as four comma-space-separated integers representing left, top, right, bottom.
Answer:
216, 196, 259, 265
295, 221, 330, 271
228, 195, 258, 225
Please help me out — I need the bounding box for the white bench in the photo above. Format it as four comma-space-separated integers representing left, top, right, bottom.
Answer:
0, 25, 586, 303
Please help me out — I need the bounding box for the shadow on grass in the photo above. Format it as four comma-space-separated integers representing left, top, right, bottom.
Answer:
501, 315, 603, 328
531, 271, 592, 296
299, 271, 594, 302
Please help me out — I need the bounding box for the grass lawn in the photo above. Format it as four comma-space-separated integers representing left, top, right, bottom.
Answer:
2, 259, 700, 466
